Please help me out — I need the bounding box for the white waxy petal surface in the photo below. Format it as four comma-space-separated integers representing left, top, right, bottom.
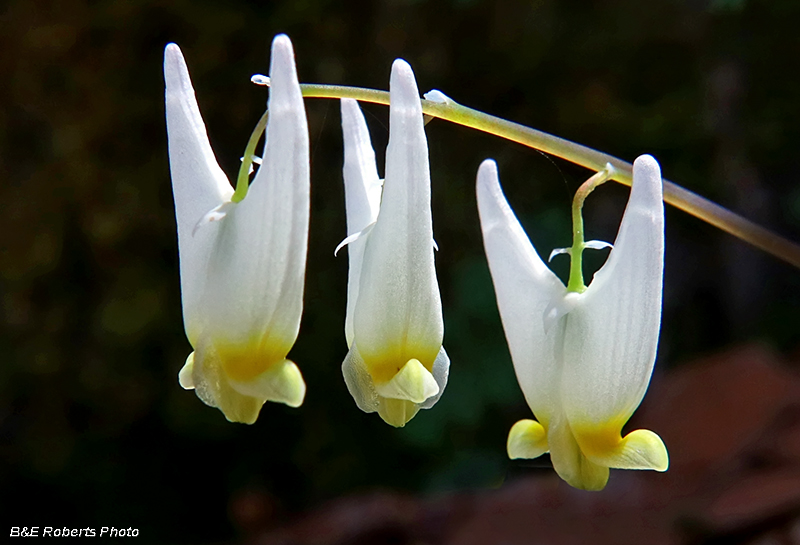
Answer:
561, 155, 664, 429
353, 59, 443, 368
340, 98, 382, 346
476, 159, 565, 425
419, 347, 450, 409
341, 99, 382, 236
164, 44, 234, 344
203, 35, 309, 353
341, 343, 380, 413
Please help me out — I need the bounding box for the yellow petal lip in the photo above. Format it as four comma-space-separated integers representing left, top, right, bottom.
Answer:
373, 358, 439, 403
360, 341, 440, 384
570, 420, 625, 460
572, 422, 669, 472
377, 397, 420, 427
214, 339, 306, 409
182, 337, 306, 424
507, 419, 548, 460
570, 460, 610, 491
546, 416, 611, 491
228, 359, 306, 409
505, 415, 668, 490
610, 429, 669, 471
216, 338, 292, 382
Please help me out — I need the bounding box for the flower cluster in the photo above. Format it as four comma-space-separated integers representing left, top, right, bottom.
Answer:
164, 34, 668, 489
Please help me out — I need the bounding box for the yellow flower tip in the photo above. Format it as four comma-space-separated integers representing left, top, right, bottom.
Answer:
229, 359, 306, 409
270, 359, 307, 408
218, 341, 291, 382
507, 419, 548, 460
209, 359, 306, 424
182, 342, 305, 424
373, 358, 439, 404
211, 341, 306, 408
377, 397, 420, 427
574, 424, 669, 472
572, 422, 624, 460
569, 460, 610, 492
613, 429, 669, 471
220, 395, 263, 425
547, 418, 612, 491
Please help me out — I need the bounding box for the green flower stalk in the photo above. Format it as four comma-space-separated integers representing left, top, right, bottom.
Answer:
293, 84, 800, 270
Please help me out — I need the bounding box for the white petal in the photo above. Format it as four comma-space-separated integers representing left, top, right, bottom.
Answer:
164, 43, 234, 343
341, 342, 379, 413
561, 155, 664, 428
203, 34, 309, 352
341, 99, 382, 236
419, 347, 450, 409
333, 222, 374, 257
352, 59, 443, 367
340, 98, 383, 346
476, 159, 566, 424
548, 247, 571, 262
542, 291, 581, 335
584, 240, 613, 251
422, 89, 452, 104
192, 201, 236, 236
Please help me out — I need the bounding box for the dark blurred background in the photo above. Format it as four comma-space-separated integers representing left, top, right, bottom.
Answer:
2, 0, 800, 543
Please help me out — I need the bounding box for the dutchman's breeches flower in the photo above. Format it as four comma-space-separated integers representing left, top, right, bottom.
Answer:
164, 35, 310, 424
477, 155, 668, 490
337, 60, 449, 428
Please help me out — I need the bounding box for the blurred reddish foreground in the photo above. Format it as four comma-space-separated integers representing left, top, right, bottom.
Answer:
231, 343, 800, 545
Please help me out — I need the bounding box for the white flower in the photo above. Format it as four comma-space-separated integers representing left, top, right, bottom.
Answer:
337, 60, 449, 428
164, 35, 309, 424
476, 155, 668, 490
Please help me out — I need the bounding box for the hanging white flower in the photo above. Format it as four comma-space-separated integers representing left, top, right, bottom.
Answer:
164, 35, 309, 424
477, 155, 668, 490
337, 60, 449, 428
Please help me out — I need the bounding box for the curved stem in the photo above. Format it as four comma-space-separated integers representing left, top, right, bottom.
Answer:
299, 84, 800, 270
233, 110, 269, 203
567, 165, 616, 293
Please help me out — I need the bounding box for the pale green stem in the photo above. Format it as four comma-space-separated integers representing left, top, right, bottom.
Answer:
233, 110, 269, 203
297, 83, 800, 270
567, 165, 616, 293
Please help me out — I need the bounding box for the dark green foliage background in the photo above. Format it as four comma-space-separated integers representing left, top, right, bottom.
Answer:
2, 0, 799, 542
